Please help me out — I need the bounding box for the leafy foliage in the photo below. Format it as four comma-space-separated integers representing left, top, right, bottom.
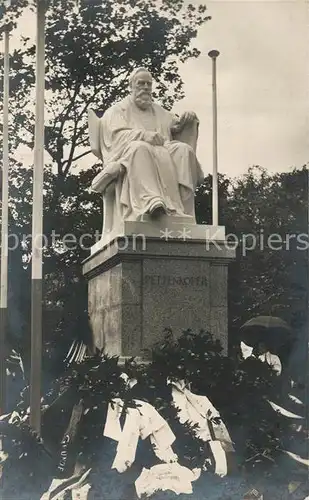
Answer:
1, 330, 307, 499
0, 0, 210, 176
195, 166, 308, 347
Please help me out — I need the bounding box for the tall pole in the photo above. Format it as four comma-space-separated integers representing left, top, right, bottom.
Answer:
208, 50, 220, 227
0, 26, 10, 415
30, 0, 45, 434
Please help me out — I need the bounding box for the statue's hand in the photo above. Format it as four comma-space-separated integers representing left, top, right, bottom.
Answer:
179, 111, 198, 125
171, 111, 198, 136
142, 131, 165, 146
171, 111, 198, 135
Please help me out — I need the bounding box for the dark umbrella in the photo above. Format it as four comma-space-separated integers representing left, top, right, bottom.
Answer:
239, 316, 293, 354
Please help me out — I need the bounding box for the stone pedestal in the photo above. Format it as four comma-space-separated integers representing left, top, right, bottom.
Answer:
82, 220, 235, 358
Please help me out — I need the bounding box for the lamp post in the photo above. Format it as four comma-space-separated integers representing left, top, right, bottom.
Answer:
208, 49, 220, 227
0, 22, 10, 416
30, 0, 46, 434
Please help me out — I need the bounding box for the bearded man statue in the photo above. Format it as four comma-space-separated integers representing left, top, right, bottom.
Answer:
89, 67, 204, 239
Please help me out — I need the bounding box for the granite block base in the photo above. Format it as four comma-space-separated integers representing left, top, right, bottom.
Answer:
83, 227, 235, 358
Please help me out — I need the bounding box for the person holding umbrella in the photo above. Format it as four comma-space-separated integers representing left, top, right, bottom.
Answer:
239, 315, 295, 374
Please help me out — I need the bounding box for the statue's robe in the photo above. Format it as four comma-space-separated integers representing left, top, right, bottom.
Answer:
100, 96, 204, 221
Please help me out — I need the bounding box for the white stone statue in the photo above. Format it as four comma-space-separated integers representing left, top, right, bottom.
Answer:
88, 67, 204, 244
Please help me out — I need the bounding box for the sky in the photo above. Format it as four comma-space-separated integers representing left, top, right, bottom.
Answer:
2, 0, 309, 178
174, 0, 309, 177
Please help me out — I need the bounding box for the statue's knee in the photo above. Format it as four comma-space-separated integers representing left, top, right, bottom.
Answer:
174, 142, 194, 155
130, 140, 151, 153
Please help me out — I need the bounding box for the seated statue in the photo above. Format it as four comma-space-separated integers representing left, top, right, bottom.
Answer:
88, 67, 204, 241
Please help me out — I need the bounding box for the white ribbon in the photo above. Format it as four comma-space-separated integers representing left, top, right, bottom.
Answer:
267, 400, 304, 419
169, 379, 234, 477
103, 398, 177, 473
135, 463, 201, 498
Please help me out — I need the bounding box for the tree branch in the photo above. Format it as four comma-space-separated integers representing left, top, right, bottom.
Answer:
61, 69, 131, 177
63, 149, 92, 166
52, 85, 81, 174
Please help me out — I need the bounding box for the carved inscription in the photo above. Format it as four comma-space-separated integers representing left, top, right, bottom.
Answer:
143, 275, 208, 287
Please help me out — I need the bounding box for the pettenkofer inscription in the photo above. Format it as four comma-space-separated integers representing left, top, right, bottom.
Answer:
144, 275, 208, 287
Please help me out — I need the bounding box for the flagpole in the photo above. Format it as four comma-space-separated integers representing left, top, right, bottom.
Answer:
0, 25, 10, 416
30, 0, 45, 434
208, 50, 220, 227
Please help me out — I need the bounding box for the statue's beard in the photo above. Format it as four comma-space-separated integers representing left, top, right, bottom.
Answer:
134, 91, 152, 109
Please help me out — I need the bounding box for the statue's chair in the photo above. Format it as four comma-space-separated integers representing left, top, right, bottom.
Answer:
88, 108, 199, 242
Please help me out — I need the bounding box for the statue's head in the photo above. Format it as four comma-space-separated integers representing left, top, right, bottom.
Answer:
129, 67, 153, 110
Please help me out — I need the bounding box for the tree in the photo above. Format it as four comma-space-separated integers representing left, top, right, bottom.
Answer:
1, 0, 210, 176
196, 165, 308, 351
0, 0, 211, 363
